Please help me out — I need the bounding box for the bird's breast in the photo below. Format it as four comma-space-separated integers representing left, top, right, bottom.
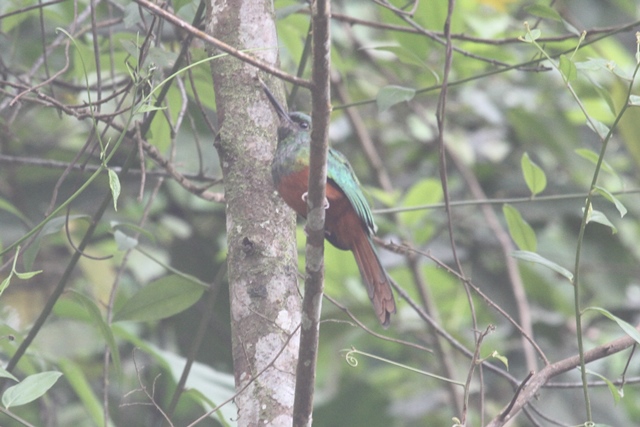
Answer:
272, 141, 309, 186
276, 168, 310, 218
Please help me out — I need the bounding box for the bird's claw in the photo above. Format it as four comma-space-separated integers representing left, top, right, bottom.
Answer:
301, 192, 330, 210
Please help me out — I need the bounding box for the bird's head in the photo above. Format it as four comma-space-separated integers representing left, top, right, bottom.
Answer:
280, 111, 311, 140
261, 81, 311, 141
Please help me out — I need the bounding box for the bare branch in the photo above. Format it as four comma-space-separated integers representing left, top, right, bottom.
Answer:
293, 0, 331, 424
488, 328, 640, 426
132, 0, 311, 88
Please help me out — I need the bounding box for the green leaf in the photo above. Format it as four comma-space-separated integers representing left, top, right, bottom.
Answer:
70, 292, 122, 375
519, 28, 541, 43
575, 58, 610, 72
520, 153, 547, 196
13, 270, 43, 280
113, 274, 205, 322
586, 208, 617, 234
2, 371, 63, 409
575, 149, 617, 176
0, 366, 18, 382
503, 204, 537, 252
155, 348, 236, 424
43, 215, 91, 236
58, 359, 114, 427
399, 178, 442, 243
373, 46, 432, 71
136, 104, 167, 114
611, 65, 632, 81
491, 351, 509, 371
400, 179, 443, 225
593, 186, 627, 218
113, 325, 237, 426
586, 118, 610, 140
595, 85, 617, 116
53, 297, 91, 322
108, 168, 121, 211
584, 307, 640, 345
562, 19, 581, 36
0, 197, 30, 226
376, 85, 416, 113
23, 215, 90, 271
183, 388, 234, 427
0, 276, 12, 299
511, 250, 573, 282
559, 54, 577, 82
122, 3, 142, 29
0, 246, 40, 298
172, 0, 192, 12
114, 229, 139, 251
629, 95, 640, 107
111, 221, 156, 244
525, 4, 563, 22
584, 368, 622, 405
121, 42, 140, 67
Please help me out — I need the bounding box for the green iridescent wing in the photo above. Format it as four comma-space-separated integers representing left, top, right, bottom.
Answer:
327, 148, 377, 234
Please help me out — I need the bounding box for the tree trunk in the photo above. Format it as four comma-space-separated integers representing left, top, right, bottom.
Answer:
205, 1, 301, 425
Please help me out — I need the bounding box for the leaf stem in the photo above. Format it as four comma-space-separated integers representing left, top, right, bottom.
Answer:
343, 347, 465, 386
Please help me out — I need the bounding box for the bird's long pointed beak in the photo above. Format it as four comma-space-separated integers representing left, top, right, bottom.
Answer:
260, 80, 294, 125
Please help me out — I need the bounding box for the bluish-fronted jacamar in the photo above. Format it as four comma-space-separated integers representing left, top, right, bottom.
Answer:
263, 84, 396, 326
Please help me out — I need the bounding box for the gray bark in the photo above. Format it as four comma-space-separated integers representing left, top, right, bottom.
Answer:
205, 1, 301, 425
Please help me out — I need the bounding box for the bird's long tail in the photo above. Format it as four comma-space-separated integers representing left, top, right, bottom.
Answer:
352, 233, 397, 327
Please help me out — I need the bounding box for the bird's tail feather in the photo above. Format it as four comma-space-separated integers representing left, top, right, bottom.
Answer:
352, 234, 396, 327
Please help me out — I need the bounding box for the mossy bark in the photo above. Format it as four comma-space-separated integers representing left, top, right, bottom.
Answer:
205, 1, 301, 425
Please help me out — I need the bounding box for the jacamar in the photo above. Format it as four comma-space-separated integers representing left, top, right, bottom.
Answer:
262, 83, 397, 327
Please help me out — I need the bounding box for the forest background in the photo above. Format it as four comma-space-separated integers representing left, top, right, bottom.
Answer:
1, 0, 640, 426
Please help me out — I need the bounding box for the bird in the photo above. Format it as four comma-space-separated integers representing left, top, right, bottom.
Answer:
262, 82, 397, 327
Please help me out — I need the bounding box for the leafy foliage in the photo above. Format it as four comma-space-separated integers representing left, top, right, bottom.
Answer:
1, 0, 640, 426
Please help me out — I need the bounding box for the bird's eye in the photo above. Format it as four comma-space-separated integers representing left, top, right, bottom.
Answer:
300, 121, 309, 130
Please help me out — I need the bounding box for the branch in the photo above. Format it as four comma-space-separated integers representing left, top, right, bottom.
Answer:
486, 327, 640, 427
292, 0, 331, 424
328, 12, 640, 45
132, 0, 311, 88
400, 243, 549, 363
323, 294, 433, 353
0, 154, 222, 183
187, 324, 302, 427
0, 0, 67, 21
134, 132, 225, 203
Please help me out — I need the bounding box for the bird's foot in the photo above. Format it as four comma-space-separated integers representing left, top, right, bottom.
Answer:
301, 192, 330, 210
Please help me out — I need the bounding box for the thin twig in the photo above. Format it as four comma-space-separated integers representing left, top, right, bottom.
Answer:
446, 146, 539, 371
487, 325, 640, 427
327, 13, 640, 45
0, 0, 67, 20
0, 154, 221, 182
186, 324, 302, 427
498, 371, 534, 421
323, 293, 433, 353
390, 242, 550, 365
164, 267, 226, 424
462, 325, 495, 425
132, 0, 311, 88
